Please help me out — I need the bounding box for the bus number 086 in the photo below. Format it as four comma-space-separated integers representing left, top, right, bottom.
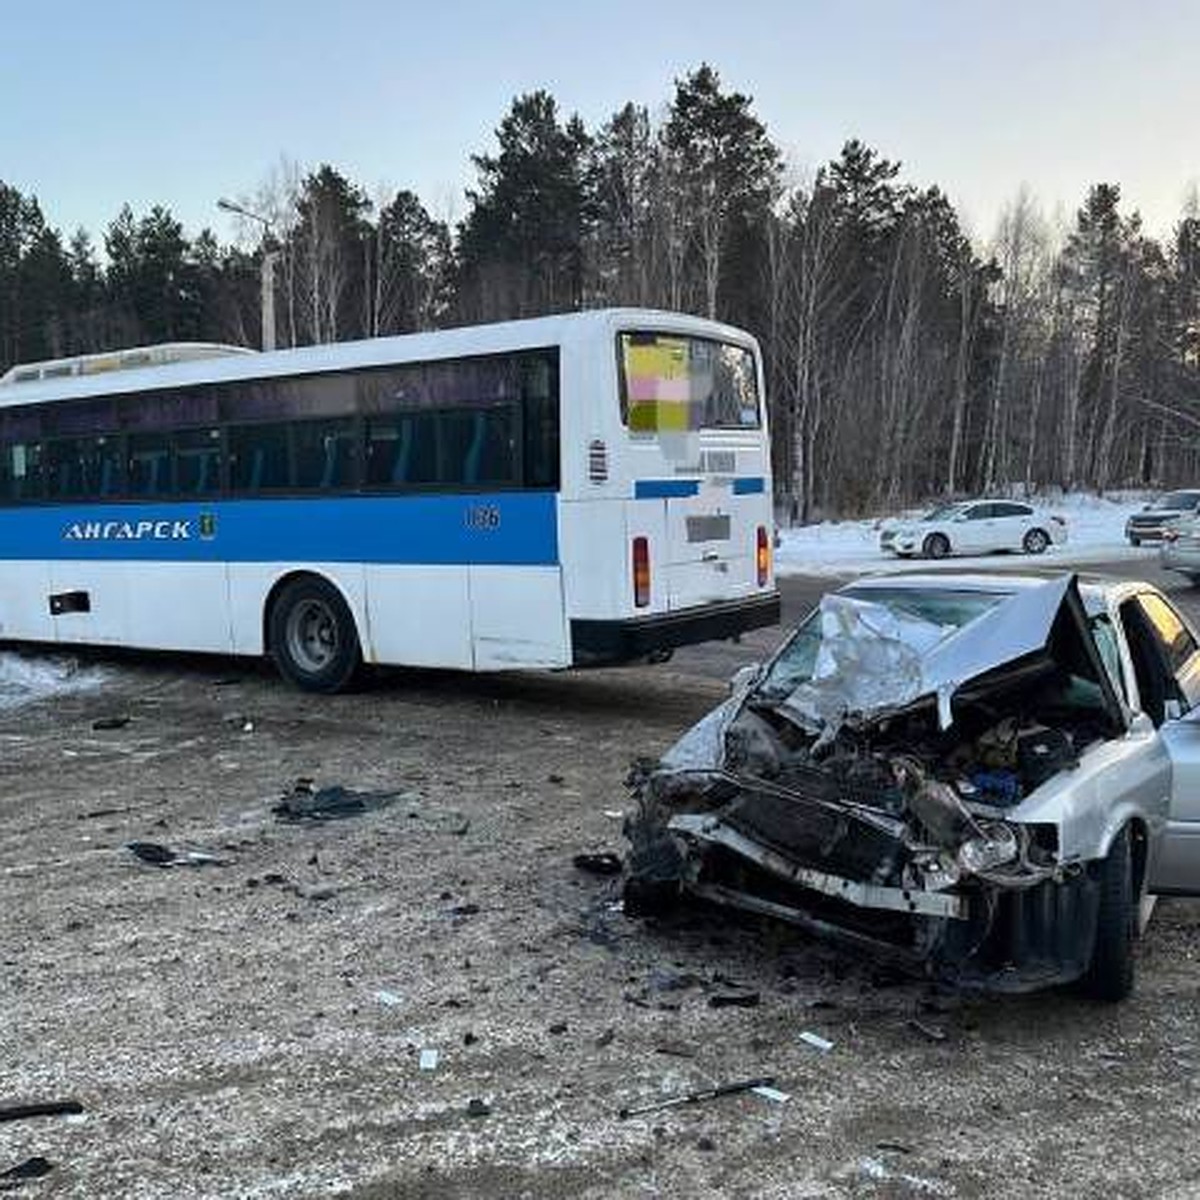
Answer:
465, 504, 501, 531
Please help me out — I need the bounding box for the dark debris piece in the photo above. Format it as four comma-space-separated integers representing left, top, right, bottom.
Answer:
466, 1098, 491, 1118
572, 852, 623, 876
124, 842, 224, 868
272, 781, 399, 823
707, 991, 760, 1010
0, 1100, 83, 1123
91, 716, 130, 731
1, 1156, 54, 1181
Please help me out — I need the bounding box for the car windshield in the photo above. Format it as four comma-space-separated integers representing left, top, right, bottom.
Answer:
1154, 491, 1200, 509
921, 503, 963, 520
755, 587, 1009, 698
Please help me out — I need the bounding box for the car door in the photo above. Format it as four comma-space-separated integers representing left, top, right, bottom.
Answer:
1127, 591, 1200, 894
952, 503, 993, 553
993, 501, 1031, 550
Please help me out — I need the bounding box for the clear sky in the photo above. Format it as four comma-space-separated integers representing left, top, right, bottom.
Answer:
2, 0, 1196, 249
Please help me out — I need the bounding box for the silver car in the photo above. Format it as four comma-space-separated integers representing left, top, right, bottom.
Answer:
1161, 516, 1200, 584
624, 573, 1200, 1000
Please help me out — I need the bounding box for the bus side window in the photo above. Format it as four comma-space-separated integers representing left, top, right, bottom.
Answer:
229, 424, 289, 492
45, 439, 83, 499
294, 420, 356, 491
128, 433, 170, 497
175, 428, 223, 496
1, 442, 43, 502
446, 406, 517, 487
366, 415, 437, 488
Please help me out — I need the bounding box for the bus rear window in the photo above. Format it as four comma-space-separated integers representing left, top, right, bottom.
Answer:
618, 333, 759, 433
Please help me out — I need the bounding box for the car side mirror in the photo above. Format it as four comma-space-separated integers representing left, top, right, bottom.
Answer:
1128, 711, 1155, 735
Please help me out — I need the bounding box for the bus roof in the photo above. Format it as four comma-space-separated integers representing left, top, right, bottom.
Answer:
0, 309, 759, 411
0, 342, 255, 388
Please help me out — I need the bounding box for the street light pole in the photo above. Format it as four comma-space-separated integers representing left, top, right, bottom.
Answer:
217, 197, 279, 352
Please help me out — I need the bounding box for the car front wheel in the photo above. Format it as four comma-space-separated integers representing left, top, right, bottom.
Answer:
923, 533, 950, 559
1080, 825, 1136, 1002
1023, 528, 1050, 555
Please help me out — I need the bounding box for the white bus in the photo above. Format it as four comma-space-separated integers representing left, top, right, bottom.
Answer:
0, 309, 779, 691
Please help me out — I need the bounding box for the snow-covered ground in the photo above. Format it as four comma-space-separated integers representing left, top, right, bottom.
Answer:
0, 652, 106, 711
776, 492, 1154, 578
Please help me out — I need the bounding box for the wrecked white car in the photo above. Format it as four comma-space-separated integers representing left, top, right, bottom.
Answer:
625, 573, 1200, 1000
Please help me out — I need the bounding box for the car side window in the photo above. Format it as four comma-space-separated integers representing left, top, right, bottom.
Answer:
1118, 599, 1176, 725
963, 504, 990, 520
1089, 614, 1127, 703
1136, 593, 1198, 674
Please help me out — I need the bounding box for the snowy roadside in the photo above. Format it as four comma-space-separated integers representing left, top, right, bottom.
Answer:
0, 652, 106, 711
776, 492, 1155, 579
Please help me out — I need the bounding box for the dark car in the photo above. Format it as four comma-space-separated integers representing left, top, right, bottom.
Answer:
1125, 490, 1200, 545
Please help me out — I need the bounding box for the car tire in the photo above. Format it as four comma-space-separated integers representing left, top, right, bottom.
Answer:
923, 533, 950, 559
1023, 528, 1050, 555
1129, 536, 1141, 547
1080, 825, 1136, 1003
268, 575, 362, 693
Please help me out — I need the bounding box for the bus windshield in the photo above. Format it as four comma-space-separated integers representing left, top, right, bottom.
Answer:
618, 332, 759, 433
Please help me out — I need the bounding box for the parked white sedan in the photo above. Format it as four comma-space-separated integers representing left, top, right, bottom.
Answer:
881, 499, 1067, 559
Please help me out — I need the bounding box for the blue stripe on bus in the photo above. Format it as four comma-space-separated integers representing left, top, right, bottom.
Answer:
634, 480, 700, 499
732, 476, 765, 495
0, 492, 558, 565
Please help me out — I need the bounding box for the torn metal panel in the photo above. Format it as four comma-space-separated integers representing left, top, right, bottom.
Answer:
669, 813, 967, 919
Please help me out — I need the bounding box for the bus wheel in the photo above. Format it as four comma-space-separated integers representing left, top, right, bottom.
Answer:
269, 576, 361, 693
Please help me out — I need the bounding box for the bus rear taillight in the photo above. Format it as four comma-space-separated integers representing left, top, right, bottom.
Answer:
632, 537, 651, 608
756, 526, 770, 587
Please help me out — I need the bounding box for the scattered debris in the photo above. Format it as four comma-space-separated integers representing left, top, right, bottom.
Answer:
908, 1017, 948, 1043
876, 1140, 915, 1155
572, 851, 623, 876
91, 716, 130, 731
375, 990, 403, 1008
1, 1156, 54, 1182
594, 1028, 615, 1048
0, 1099, 83, 1123
697, 1136, 716, 1152
272, 780, 400, 823
418, 1049, 439, 1071
752, 1084, 791, 1104
618, 1075, 776, 1119
124, 842, 225, 868
451, 903, 481, 917
648, 967, 701, 993
708, 991, 760, 1010
799, 1030, 835, 1053
654, 1039, 696, 1058
549, 1022, 568, 1035
466, 1098, 490, 1118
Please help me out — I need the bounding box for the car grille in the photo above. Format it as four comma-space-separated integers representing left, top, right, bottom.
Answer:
722, 785, 907, 884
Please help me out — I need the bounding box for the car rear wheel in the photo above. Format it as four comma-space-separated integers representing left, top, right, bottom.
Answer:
268, 575, 362, 693
922, 533, 950, 559
1080, 825, 1135, 1002
1023, 528, 1050, 555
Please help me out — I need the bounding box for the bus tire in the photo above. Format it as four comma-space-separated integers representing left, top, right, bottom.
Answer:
268, 575, 362, 694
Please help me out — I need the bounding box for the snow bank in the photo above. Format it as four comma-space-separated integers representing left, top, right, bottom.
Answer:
776, 492, 1153, 578
0, 652, 106, 711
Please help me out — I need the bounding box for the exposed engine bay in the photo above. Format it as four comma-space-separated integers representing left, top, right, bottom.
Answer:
624, 575, 1131, 991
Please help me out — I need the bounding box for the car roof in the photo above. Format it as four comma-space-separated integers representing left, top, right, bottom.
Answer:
841, 571, 1153, 611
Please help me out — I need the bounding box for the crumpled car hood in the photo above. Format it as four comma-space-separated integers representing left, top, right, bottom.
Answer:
784, 574, 1122, 733
666, 574, 1124, 771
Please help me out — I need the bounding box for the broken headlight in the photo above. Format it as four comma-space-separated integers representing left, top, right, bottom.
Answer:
957, 823, 1019, 875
